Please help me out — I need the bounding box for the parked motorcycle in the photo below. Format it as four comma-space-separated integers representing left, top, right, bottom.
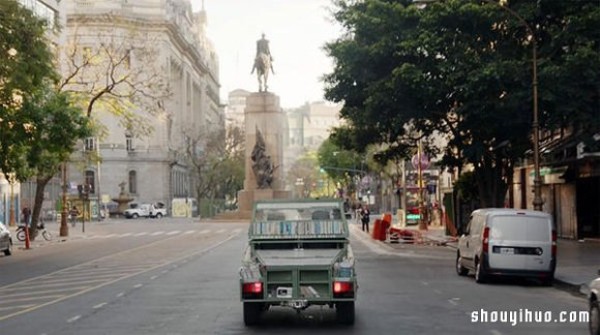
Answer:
16, 222, 52, 241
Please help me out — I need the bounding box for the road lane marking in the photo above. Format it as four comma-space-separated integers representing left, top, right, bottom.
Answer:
490, 330, 503, 335
150, 275, 158, 280
93, 302, 107, 309
0, 304, 36, 312
216, 229, 226, 234
448, 298, 459, 306
167, 231, 180, 236
134, 284, 143, 289
183, 230, 195, 235
133, 232, 148, 237
116, 292, 125, 298
0, 232, 237, 321
150, 231, 164, 236
67, 315, 81, 323
119, 233, 133, 237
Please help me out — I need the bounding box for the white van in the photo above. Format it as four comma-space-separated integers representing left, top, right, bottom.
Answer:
456, 208, 556, 285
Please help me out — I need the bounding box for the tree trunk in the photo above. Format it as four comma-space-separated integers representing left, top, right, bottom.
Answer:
28, 176, 52, 240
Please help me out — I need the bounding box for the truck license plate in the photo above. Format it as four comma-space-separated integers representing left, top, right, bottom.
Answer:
500, 247, 514, 255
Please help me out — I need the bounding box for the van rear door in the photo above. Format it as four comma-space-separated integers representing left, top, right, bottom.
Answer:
488, 215, 552, 271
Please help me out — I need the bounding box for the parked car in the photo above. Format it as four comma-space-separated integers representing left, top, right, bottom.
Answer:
0, 222, 13, 256
589, 270, 600, 335
456, 208, 556, 285
123, 203, 167, 219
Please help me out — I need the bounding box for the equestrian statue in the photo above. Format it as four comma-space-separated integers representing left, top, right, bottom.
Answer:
251, 33, 275, 92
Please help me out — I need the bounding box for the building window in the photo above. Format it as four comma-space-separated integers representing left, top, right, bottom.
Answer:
126, 134, 134, 151
84, 137, 95, 151
129, 171, 137, 194
85, 170, 95, 194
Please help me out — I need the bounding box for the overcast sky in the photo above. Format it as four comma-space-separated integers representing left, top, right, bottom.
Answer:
195, 0, 342, 108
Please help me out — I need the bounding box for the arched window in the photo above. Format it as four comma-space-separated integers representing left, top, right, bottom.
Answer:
129, 171, 137, 194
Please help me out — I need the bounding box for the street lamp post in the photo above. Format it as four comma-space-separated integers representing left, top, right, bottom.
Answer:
483, 0, 543, 210
60, 162, 69, 237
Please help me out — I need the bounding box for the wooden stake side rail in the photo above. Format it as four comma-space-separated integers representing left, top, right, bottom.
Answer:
250, 220, 348, 239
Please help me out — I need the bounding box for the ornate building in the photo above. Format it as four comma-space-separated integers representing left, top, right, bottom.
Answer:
62, 0, 222, 215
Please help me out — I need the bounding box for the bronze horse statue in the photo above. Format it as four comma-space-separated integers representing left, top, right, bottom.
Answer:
251, 52, 274, 92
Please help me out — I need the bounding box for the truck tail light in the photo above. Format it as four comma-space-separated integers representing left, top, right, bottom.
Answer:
333, 281, 354, 298
242, 282, 263, 299
482, 227, 490, 254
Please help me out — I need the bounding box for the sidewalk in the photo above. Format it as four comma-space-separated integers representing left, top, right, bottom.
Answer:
371, 221, 599, 296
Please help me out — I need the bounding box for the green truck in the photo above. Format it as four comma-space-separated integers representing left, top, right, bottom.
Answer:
239, 199, 358, 326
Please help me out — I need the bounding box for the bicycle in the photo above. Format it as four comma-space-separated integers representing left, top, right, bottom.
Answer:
16, 222, 52, 241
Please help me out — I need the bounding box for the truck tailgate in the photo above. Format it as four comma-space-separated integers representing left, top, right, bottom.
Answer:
255, 249, 341, 267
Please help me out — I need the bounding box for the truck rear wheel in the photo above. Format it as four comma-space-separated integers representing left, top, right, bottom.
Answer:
336, 301, 355, 325
243, 302, 262, 326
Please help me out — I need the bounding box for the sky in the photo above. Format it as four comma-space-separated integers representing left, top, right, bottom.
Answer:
193, 0, 343, 108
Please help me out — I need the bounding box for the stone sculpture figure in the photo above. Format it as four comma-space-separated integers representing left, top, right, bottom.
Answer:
251, 33, 275, 92
251, 128, 274, 189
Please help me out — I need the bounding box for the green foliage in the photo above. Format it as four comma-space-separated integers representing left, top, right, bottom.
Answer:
325, 0, 600, 207
0, 0, 60, 180
317, 138, 363, 185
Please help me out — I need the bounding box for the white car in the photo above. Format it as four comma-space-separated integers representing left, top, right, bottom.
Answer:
0, 222, 13, 256
589, 271, 600, 335
124, 203, 167, 219
456, 208, 556, 285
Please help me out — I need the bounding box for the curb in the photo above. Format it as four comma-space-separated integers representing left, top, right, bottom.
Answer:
553, 278, 589, 297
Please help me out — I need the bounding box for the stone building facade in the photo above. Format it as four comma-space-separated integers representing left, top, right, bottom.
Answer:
62, 0, 222, 213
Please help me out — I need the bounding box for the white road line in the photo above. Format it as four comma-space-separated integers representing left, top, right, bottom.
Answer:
216, 229, 226, 234
232, 228, 243, 234
67, 315, 81, 323
93, 302, 107, 309
167, 230, 180, 236
183, 230, 195, 235
434, 289, 442, 295
0, 304, 36, 312
199, 229, 210, 234
490, 330, 503, 335
104, 234, 118, 238
133, 232, 148, 237
151, 231, 164, 236
150, 276, 158, 280
119, 233, 133, 237
421, 281, 429, 286
448, 299, 459, 306
116, 292, 125, 298
133, 284, 143, 289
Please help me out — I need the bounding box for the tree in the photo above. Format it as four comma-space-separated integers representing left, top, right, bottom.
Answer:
0, 1, 93, 238
317, 138, 364, 197
58, 22, 172, 138
286, 152, 322, 198
0, 0, 59, 180
24, 89, 92, 238
324, 0, 600, 207
185, 124, 244, 214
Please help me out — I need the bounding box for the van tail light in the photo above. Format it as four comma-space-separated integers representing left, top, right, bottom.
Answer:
242, 282, 263, 299
482, 227, 490, 254
551, 230, 557, 257
333, 281, 354, 298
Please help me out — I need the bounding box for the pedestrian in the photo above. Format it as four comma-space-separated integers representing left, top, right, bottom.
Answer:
22, 207, 31, 226
360, 204, 370, 233
69, 206, 80, 227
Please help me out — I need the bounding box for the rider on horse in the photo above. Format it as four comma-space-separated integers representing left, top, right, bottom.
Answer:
251, 33, 274, 91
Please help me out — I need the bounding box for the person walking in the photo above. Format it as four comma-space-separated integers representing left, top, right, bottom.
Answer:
69, 206, 80, 227
360, 204, 370, 233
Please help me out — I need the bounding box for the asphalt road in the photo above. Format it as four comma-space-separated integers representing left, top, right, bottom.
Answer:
0, 219, 589, 335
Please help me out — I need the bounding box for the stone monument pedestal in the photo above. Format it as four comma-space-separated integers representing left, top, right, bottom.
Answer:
236, 92, 291, 217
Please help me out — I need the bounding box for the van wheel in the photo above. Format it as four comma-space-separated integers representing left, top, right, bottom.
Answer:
243, 302, 262, 326
475, 261, 487, 284
590, 300, 599, 335
456, 252, 468, 276
3, 240, 12, 256
540, 275, 554, 287
336, 301, 355, 325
